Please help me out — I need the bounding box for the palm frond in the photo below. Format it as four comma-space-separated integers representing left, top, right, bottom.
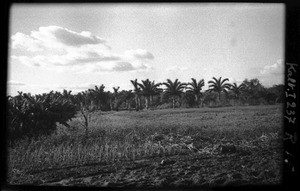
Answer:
221, 78, 229, 84
208, 80, 215, 84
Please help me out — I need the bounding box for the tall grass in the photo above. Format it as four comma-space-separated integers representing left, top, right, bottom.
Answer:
7, 105, 283, 183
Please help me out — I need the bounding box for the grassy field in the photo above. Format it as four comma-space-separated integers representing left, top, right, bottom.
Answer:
7, 104, 283, 187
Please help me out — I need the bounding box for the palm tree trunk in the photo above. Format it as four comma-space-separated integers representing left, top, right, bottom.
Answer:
97, 100, 101, 110
114, 98, 119, 111
172, 97, 175, 109
95, 100, 98, 110
90, 100, 95, 111
138, 96, 142, 110
128, 100, 131, 111
150, 95, 153, 108
145, 97, 149, 109
109, 99, 113, 111
200, 98, 204, 107
195, 94, 199, 108
233, 94, 237, 106
135, 94, 139, 111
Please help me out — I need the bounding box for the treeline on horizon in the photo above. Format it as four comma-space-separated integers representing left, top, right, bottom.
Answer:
7, 77, 284, 140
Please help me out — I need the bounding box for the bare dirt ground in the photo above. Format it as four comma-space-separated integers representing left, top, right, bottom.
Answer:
25, 142, 281, 187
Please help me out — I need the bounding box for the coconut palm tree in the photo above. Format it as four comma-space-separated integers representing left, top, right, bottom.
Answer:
231, 82, 246, 101
61, 89, 77, 105
186, 78, 205, 107
89, 85, 106, 110
138, 79, 161, 109
138, 79, 151, 109
163, 79, 186, 109
107, 91, 114, 111
80, 90, 93, 110
74, 92, 85, 110
122, 90, 134, 111
131, 79, 142, 111
149, 80, 162, 107
62, 89, 72, 98
113, 86, 120, 111
208, 77, 231, 105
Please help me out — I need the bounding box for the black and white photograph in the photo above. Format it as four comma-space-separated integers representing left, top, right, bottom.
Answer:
5, 3, 287, 188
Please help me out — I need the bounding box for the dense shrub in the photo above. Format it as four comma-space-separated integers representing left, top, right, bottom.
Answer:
7, 91, 77, 141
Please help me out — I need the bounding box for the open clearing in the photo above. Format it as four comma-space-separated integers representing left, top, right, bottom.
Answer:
8, 105, 283, 187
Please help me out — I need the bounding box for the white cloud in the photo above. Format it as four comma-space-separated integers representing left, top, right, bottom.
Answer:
12, 26, 107, 51
123, 49, 154, 60
260, 59, 284, 75
12, 32, 43, 52
11, 25, 154, 73
112, 62, 135, 72
49, 26, 106, 46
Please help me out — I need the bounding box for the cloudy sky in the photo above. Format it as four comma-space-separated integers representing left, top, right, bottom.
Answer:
7, 3, 284, 96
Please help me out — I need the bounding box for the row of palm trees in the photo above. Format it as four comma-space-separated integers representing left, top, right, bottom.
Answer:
8, 77, 282, 139
23, 76, 278, 113
129, 77, 241, 110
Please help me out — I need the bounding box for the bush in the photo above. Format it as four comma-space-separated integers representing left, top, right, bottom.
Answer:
7, 92, 77, 141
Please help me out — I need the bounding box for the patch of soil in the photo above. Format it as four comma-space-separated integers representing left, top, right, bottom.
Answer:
23, 146, 281, 187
